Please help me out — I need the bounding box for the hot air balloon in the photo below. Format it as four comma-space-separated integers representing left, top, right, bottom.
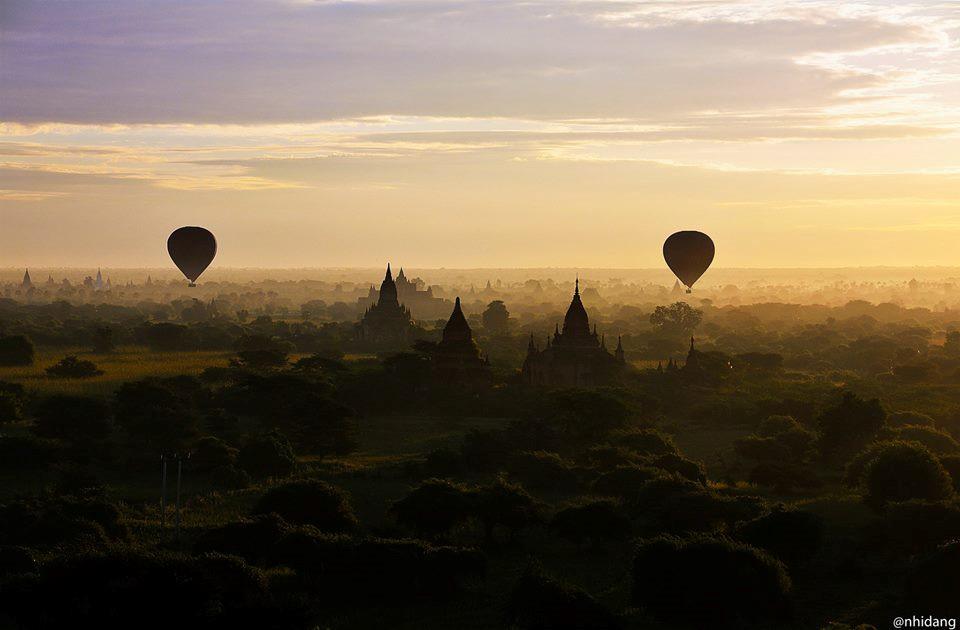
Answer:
167, 226, 217, 286
663, 231, 714, 293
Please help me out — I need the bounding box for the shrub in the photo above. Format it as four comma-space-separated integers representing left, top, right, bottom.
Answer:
0, 545, 36, 576
888, 411, 936, 427
734, 507, 824, 568
192, 436, 239, 471
904, 540, 960, 617
748, 463, 822, 494
504, 566, 620, 630
284, 397, 358, 457
194, 514, 292, 563
476, 477, 540, 540
757, 415, 802, 437
0, 381, 26, 423
550, 500, 632, 544
878, 425, 959, 455
391, 478, 478, 538
268, 530, 485, 600
209, 465, 251, 490
0, 496, 126, 548
0, 335, 34, 366
630, 477, 766, 535
576, 445, 642, 470
45, 355, 102, 379
460, 428, 512, 472
632, 534, 792, 629
505, 451, 582, 492
31, 395, 112, 444
0, 435, 60, 472
939, 455, 960, 492
880, 500, 960, 555
737, 422, 817, 465
416, 447, 464, 478
252, 479, 358, 533
591, 465, 664, 498
609, 428, 678, 456
0, 549, 274, 628
238, 430, 297, 478
863, 441, 953, 508
649, 453, 706, 484
845, 440, 897, 488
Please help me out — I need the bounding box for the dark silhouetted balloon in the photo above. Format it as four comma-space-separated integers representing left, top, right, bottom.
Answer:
663, 231, 714, 293
167, 226, 217, 286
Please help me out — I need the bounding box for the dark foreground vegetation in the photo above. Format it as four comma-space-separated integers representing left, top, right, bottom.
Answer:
3, 295, 960, 629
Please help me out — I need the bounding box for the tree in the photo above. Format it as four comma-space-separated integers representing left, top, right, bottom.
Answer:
231, 334, 292, 370
391, 478, 478, 538
863, 441, 953, 508
904, 540, 960, 617
191, 436, 239, 471
137, 322, 196, 351
504, 565, 620, 630
550, 500, 632, 544
238, 430, 297, 478
113, 380, 200, 452
734, 506, 824, 569
632, 534, 792, 629
91, 326, 116, 354
252, 479, 358, 532
476, 477, 539, 540
817, 391, 886, 461
0, 381, 26, 424
537, 389, 634, 443
45, 356, 103, 379
31, 395, 112, 444
649, 302, 703, 335
481, 300, 509, 334
944, 330, 960, 356
0, 336, 34, 367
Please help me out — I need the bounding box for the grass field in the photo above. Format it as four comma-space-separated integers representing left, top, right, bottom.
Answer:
0, 346, 234, 397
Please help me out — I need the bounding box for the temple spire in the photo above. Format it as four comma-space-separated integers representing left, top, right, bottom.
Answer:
575, 276, 579, 296
385, 263, 393, 281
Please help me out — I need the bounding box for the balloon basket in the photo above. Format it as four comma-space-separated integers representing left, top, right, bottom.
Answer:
188, 282, 197, 287
685, 288, 692, 294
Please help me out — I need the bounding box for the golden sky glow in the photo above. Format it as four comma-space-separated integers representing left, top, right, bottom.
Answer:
2, 1, 960, 268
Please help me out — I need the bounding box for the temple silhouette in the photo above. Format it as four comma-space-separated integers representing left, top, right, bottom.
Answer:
358, 265, 447, 319
522, 278, 625, 387
356, 264, 415, 347
432, 296, 490, 383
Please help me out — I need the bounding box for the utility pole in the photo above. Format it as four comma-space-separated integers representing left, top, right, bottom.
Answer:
175, 454, 183, 541
160, 454, 167, 533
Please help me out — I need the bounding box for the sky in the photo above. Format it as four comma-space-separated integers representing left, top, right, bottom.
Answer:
1, 0, 959, 269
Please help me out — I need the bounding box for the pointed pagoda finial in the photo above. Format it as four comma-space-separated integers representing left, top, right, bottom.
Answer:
575, 276, 580, 296
385, 263, 393, 281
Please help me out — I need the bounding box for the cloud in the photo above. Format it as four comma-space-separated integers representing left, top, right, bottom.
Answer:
0, 0, 945, 125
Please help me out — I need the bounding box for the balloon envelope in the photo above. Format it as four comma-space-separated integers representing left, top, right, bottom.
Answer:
663, 231, 714, 291
167, 226, 217, 285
